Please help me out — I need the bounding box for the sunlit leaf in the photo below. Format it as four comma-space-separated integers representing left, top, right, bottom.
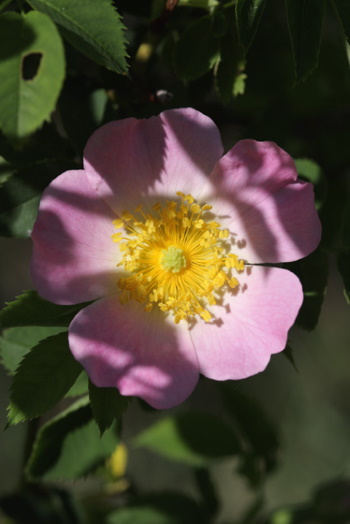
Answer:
0, 11, 65, 139
27, 0, 128, 74
26, 397, 119, 480
134, 411, 240, 466
235, 0, 267, 54
8, 332, 82, 425
285, 0, 327, 82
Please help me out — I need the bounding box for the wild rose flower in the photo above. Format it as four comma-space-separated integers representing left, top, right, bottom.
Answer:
31, 108, 321, 408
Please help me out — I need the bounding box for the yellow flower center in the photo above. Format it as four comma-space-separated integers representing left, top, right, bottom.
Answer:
112, 192, 245, 324
160, 246, 187, 273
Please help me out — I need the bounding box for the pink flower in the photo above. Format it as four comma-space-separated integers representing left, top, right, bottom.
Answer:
31, 108, 321, 409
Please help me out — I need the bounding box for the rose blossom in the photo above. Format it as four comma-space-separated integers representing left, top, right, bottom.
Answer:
31, 108, 321, 408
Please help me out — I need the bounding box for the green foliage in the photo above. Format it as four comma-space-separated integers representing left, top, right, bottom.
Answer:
0, 0, 12, 12
25, 397, 119, 480
89, 380, 130, 435
216, 6, 247, 101
27, 0, 128, 74
337, 202, 350, 304
0, 161, 76, 238
134, 411, 240, 466
285, 0, 327, 82
174, 13, 221, 81
338, 250, 350, 304
58, 87, 109, 154
334, 0, 350, 44
0, 11, 65, 139
221, 385, 279, 485
294, 158, 328, 210
0, 485, 84, 524
107, 493, 207, 524
178, 0, 218, 8
235, 0, 267, 54
0, 290, 90, 328
266, 478, 350, 523
0, 325, 65, 375
65, 370, 89, 397
8, 332, 82, 425
290, 248, 329, 331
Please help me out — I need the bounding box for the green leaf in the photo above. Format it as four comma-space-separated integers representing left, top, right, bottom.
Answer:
174, 13, 221, 81
0, 290, 90, 328
337, 202, 350, 304
337, 250, 350, 304
0, 156, 15, 184
0, 0, 12, 12
58, 86, 109, 154
0, 486, 84, 524
0, 11, 65, 139
290, 248, 329, 331
134, 411, 240, 466
216, 6, 247, 102
339, 201, 350, 250
0, 121, 74, 167
0, 325, 65, 375
26, 397, 119, 480
107, 493, 208, 524
27, 0, 128, 74
285, 0, 327, 82
89, 380, 130, 435
65, 371, 89, 397
0, 161, 77, 238
178, 0, 219, 9
8, 332, 82, 425
334, 0, 350, 44
294, 158, 328, 210
221, 385, 279, 485
235, 0, 267, 54
283, 343, 298, 372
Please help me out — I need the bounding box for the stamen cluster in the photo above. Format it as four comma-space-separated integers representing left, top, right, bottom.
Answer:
112, 192, 245, 324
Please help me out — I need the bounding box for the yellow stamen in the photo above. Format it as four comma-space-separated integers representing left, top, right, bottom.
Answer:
112, 194, 245, 323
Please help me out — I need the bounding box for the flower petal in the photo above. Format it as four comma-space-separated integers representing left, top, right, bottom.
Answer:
190, 266, 303, 380
209, 140, 321, 263
83, 108, 223, 215
31, 170, 119, 304
69, 296, 200, 409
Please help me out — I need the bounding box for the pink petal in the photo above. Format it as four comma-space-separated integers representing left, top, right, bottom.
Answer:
190, 266, 303, 380
69, 296, 200, 409
83, 108, 223, 215
209, 140, 321, 263
31, 170, 120, 305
